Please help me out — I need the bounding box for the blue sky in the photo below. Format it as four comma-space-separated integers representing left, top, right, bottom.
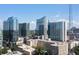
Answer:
0, 4, 79, 30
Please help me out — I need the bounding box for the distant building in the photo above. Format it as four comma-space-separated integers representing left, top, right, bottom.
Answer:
48, 21, 67, 41
67, 27, 79, 40
19, 23, 30, 37
3, 16, 18, 47
68, 27, 79, 40
0, 30, 3, 47
36, 16, 48, 40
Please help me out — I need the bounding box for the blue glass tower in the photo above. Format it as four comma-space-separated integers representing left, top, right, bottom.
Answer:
36, 16, 48, 39
19, 23, 30, 37
3, 16, 18, 47
48, 21, 67, 41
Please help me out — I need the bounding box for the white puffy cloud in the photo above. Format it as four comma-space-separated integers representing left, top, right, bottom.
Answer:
54, 14, 60, 18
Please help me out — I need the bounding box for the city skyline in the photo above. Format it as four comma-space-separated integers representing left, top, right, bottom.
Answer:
0, 4, 79, 55
0, 4, 79, 30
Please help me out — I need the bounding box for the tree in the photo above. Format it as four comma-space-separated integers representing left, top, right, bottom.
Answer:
0, 48, 2, 55
73, 46, 79, 55
29, 30, 36, 39
11, 44, 17, 51
1, 47, 8, 54
34, 46, 49, 55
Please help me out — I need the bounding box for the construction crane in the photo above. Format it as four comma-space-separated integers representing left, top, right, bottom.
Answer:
69, 4, 72, 30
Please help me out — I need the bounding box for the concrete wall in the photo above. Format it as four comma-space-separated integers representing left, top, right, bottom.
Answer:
58, 43, 68, 55
26, 39, 38, 47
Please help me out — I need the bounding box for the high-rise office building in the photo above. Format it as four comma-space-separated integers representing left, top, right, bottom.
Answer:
19, 23, 30, 37
3, 16, 18, 47
48, 21, 67, 41
36, 16, 48, 40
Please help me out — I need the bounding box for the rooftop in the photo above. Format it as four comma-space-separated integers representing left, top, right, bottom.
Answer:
18, 44, 35, 52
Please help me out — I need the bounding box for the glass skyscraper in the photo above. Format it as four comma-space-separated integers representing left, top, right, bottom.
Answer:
48, 21, 67, 41
36, 16, 48, 39
19, 23, 30, 37
3, 16, 18, 47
